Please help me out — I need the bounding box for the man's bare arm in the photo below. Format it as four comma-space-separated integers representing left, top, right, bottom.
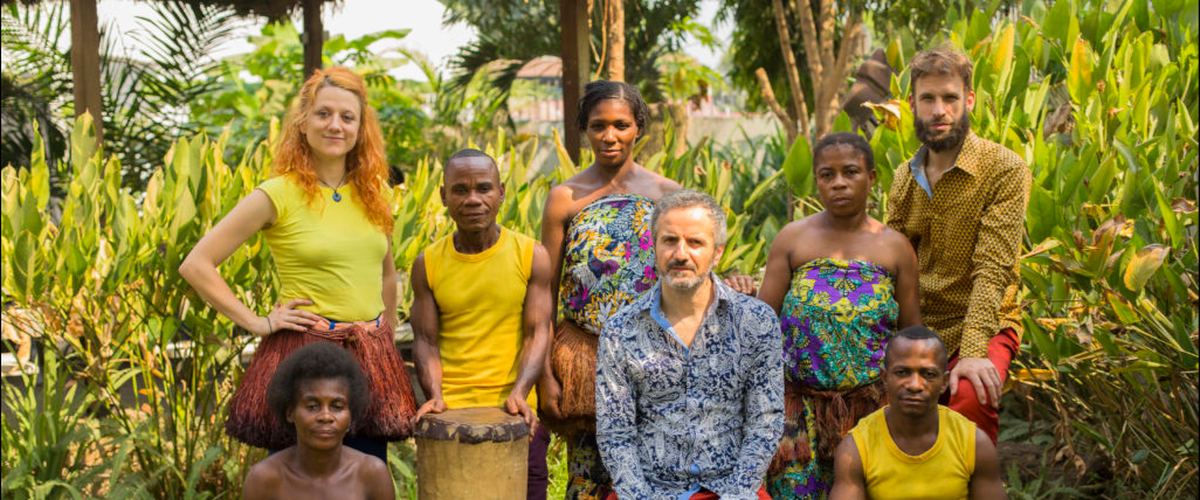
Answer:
410, 255, 448, 420
830, 434, 868, 500
970, 428, 1008, 500
506, 244, 553, 426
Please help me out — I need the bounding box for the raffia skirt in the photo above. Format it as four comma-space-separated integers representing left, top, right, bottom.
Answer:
225, 318, 417, 450
768, 380, 885, 473
541, 320, 599, 436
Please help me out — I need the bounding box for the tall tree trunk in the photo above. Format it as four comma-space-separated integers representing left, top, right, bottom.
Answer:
787, 0, 864, 138
70, 0, 103, 144
302, 0, 323, 79
604, 0, 625, 81
768, 0, 808, 140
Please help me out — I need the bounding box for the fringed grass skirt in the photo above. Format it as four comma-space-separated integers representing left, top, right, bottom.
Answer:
225, 318, 417, 450
541, 320, 598, 437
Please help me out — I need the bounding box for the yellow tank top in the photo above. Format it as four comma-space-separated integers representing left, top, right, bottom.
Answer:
424, 227, 538, 410
850, 405, 976, 500
258, 176, 389, 321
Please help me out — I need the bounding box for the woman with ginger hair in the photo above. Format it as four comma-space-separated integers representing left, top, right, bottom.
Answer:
181, 67, 416, 461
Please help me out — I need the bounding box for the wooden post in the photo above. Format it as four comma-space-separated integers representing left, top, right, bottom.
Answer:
603, 0, 625, 82
69, 0, 103, 144
302, 0, 323, 79
560, 0, 590, 164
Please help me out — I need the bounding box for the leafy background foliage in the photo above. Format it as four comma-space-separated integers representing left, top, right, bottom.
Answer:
2, 0, 1198, 498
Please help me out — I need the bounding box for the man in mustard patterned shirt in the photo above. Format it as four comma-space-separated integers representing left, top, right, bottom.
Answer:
886, 47, 1031, 443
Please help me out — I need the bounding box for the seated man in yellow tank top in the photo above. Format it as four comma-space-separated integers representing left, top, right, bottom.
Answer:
410, 149, 554, 499
830, 326, 1006, 500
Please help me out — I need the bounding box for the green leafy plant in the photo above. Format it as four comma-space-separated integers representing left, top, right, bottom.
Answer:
862, 1, 1199, 496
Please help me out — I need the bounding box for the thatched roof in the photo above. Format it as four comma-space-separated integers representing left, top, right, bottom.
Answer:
0, 0, 339, 22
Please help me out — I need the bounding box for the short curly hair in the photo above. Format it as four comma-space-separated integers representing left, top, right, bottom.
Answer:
267, 342, 370, 435
575, 80, 651, 137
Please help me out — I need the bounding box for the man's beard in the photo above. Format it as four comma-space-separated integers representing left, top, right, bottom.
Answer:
660, 261, 708, 292
914, 109, 971, 152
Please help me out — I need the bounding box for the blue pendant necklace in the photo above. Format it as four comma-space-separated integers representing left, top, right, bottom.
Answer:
321, 171, 349, 202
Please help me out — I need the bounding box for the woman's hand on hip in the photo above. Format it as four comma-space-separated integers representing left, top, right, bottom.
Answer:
254, 298, 319, 336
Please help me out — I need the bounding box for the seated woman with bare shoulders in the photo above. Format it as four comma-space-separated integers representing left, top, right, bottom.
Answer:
753, 133, 922, 500
242, 343, 394, 500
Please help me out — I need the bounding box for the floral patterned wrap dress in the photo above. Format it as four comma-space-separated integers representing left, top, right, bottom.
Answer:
552, 194, 657, 500
768, 258, 898, 500
558, 194, 658, 334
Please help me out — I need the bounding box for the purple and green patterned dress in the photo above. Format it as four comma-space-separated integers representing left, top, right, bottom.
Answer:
558, 194, 657, 500
768, 258, 898, 500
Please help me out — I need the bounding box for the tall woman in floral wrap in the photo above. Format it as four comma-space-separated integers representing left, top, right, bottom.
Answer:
537, 80, 680, 500
180, 67, 416, 462
755, 133, 921, 499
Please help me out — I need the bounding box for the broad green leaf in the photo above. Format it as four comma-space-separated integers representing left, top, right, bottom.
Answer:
991, 23, 1015, 75
1023, 317, 1059, 363
744, 168, 785, 208
1088, 156, 1117, 204
1044, 0, 1073, 48
1106, 291, 1139, 325
1027, 184, 1057, 243
886, 37, 904, 69
1068, 37, 1096, 104
1151, 0, 1186, 16
550, 129, 577, 183
965, 7, 992, 48
832, 112, 853, 134
1114, 139, 1147, 216
1123, 244, 1169, 292
782, 135, 813, 198
1152, 180, 1182, 248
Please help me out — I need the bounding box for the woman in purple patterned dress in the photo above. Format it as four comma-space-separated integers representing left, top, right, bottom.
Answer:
740, 133, 921, 499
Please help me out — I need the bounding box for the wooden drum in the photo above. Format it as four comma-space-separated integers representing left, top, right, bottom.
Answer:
414, 407, 530, 499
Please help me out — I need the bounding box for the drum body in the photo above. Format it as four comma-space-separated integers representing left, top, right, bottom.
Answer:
415, 407, 529, 499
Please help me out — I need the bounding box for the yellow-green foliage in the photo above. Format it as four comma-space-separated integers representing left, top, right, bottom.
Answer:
1, 0, 1197, 497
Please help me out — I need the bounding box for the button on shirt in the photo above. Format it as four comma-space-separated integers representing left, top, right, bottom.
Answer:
886, 132, 1031, 358
596, 275, 784, 500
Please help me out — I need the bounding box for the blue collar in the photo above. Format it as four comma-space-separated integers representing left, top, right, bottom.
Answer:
909, 147, 934, 199
647, 273, 728, 355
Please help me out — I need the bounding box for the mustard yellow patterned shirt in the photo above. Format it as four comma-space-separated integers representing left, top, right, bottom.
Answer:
886, 133, 1030, 358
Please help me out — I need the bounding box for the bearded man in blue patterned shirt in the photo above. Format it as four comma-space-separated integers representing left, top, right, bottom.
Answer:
596, 189, 784, 500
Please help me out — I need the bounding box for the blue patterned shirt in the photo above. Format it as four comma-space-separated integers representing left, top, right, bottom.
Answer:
596, 275, 784, 500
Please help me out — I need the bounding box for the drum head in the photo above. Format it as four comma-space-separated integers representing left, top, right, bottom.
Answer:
414, 407, 530, 444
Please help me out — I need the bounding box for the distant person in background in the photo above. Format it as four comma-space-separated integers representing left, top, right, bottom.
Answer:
745, 132, 921, 499
409, 149, 553, 499
537, 80, 681, 500
180, 67, 416, 460
886, 46, 1031, 443
242, 342, 395, 500
829, 326, 1006, 500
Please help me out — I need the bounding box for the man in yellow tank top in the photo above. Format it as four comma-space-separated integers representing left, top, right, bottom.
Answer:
830, 326, 1005, 500
409, 149, 554, 499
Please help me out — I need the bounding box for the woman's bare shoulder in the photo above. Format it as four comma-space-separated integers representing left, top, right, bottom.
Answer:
781, 213, 823, 237
869, 218, 912, 248
243, 452, 285, 499
651, 170, 683, 195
